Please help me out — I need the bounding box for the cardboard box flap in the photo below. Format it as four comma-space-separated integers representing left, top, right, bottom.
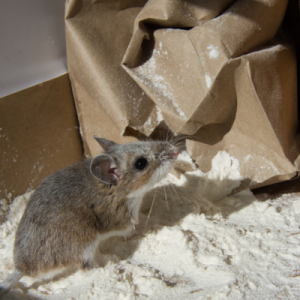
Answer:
0, 74, 84, 208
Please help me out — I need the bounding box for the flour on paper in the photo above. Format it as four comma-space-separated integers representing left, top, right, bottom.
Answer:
207, 44, 219, 59
132, 42, 187, 121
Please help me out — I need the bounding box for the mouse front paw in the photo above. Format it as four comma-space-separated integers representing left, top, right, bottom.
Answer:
130, 218, 139, 226
123, 226, 138, 241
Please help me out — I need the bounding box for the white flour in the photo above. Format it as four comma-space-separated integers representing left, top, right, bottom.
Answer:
1, 151, 300, 299
132, 41, 187, 121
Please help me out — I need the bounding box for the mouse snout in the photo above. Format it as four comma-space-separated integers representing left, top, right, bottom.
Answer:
169, 147, 179, 159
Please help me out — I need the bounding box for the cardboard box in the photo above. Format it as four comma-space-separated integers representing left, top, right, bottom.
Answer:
0, 74, 83, 210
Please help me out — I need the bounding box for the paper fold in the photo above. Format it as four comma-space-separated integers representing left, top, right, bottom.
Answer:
66, 0, 298, 188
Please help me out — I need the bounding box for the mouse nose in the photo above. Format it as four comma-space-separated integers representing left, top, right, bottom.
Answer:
169, 148, 179, 158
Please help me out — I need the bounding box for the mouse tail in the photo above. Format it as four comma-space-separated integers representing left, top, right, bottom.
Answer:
0, 269, 24, 297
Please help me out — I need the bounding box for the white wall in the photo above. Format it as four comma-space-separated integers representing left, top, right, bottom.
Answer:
0, 0, 67, 98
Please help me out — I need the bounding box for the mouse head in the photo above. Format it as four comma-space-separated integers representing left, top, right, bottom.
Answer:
90, 137, 179, 191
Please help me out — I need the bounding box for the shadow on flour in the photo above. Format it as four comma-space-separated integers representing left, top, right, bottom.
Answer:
99, 171, 256, 261
3, 266, 79, 300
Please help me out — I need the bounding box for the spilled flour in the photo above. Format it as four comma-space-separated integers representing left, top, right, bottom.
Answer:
1, 151, 300, 299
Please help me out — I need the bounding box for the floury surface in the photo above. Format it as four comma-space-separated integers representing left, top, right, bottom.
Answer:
1, 151, 300, 299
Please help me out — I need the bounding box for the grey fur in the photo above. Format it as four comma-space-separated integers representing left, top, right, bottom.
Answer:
0, 138, 179, 294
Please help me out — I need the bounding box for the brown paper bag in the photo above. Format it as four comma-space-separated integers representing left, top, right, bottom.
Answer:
65, 0, 299, 189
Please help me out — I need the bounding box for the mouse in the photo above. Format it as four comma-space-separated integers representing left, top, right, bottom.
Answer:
0, 136, 179, 296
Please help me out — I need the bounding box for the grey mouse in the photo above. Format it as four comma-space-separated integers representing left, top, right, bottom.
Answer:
0, 137, 179, 296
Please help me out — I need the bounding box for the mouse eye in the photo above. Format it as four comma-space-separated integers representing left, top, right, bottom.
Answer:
134, 157, 148, 171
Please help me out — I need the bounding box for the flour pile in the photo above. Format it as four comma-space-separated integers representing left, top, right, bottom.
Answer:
1, 151, 300, 299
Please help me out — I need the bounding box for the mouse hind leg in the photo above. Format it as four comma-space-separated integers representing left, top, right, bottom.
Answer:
82, 226, 135, 268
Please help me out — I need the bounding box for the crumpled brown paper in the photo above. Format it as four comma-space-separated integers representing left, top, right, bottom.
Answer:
65, 0, 299, 189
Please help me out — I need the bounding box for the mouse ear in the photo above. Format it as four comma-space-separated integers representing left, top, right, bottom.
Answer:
93, 136, 117, 151
90, 154, 120, 186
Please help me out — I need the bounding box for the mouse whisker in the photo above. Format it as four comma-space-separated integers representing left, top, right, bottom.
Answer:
171, 135, 188, 145
163, 182, 170, 212
174, 183, 187, 193
166, 129, 174, 143
164, 130, 168, 142
170, 136, 188, 151
169, 182, 182, 204
143, 188, 157, 235
165, 184, 177, 206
